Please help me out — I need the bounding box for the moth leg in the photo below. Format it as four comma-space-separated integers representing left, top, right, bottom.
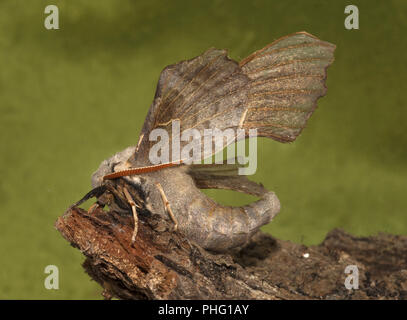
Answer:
123, 187, 139, 244
87, 202, 100, 214
155, 183, 178, 231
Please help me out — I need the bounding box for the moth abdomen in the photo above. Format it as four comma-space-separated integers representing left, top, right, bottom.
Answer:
172, 177, 281, 252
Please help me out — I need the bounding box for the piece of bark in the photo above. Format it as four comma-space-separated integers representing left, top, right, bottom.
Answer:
55, 204, 407, 300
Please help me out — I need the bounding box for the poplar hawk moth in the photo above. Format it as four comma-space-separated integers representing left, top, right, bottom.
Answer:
85, 31, 335, 252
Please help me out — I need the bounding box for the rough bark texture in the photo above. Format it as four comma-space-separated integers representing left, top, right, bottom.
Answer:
55, 204, 407, 300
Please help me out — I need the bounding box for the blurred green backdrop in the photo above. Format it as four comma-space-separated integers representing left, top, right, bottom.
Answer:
0, 0, 406, 299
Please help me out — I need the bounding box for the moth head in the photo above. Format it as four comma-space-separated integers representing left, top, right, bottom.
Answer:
91, 146, 137, 189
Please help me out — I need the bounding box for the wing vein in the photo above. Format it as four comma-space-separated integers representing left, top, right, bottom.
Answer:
247, 106, 309, 113
244, 121, 305, 130
248, 88, 323, 98
250, 73, 325, 87
242, 42, 334, 66
246, 57, 334, 76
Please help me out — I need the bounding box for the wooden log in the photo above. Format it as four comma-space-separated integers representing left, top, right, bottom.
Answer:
55, 202, 407, 300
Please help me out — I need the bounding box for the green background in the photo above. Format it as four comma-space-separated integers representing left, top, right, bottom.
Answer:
0, 0, 406, 299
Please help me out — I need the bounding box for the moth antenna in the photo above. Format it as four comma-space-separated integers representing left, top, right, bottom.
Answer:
102, 161, 184, 180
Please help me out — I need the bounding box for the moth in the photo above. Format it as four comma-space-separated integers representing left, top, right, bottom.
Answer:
87, 31, 335, 252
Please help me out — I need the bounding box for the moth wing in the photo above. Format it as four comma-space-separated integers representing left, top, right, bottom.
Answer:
133, 31, 335, 165
187, 157, 245, 176
187, 162, 268, 197
240, 31, 336, 142
134, 48, 249, 165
